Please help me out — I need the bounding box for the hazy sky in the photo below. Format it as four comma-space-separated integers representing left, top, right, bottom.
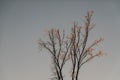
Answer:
0, 0, 120, 80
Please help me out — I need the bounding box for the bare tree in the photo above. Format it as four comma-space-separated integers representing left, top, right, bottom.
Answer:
39, 28, 71, 80
39, 11, 104, 80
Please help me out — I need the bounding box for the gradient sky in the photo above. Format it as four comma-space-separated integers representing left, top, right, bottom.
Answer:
0, 0, 120, 80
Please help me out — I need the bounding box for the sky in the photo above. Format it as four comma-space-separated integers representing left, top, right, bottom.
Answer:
0, 0, 120, 80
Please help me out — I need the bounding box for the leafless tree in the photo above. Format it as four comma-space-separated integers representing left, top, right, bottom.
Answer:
39, 27, 71, 80
39, 11, 104, 80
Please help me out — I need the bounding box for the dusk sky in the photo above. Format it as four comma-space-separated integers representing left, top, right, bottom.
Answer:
0, 0, 120, 80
